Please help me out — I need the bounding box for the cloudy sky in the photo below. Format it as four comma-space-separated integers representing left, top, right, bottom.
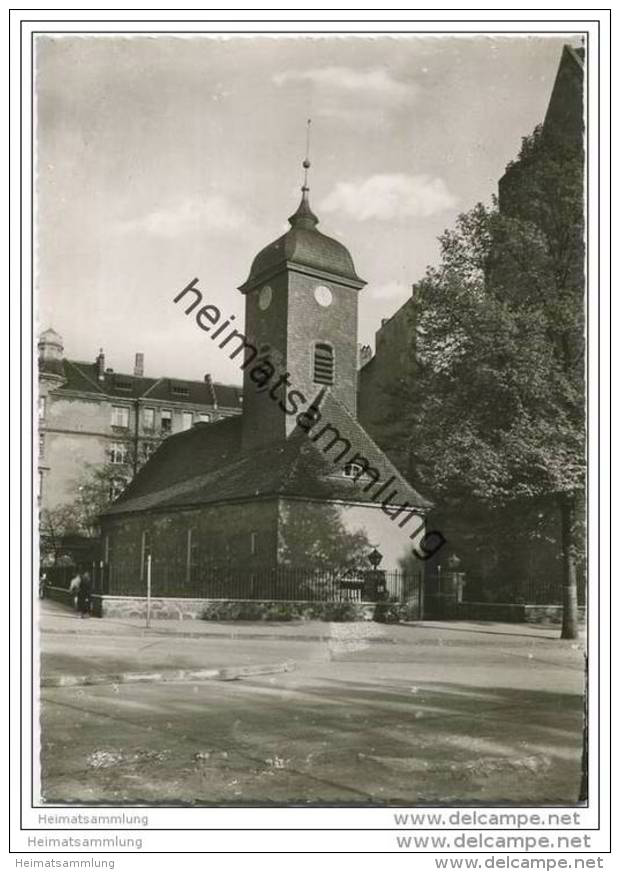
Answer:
36, 34, 578, 385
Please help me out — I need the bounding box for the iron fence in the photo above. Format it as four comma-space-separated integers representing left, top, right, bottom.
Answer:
461, 572, 587, 606
102, 562, 422, 604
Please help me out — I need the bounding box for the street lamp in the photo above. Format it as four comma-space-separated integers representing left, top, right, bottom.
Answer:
368, 547, 383, 569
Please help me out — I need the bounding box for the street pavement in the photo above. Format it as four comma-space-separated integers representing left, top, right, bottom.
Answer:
38, 600, 586, 807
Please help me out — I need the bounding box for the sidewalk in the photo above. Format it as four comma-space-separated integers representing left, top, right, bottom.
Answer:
39, 598, 578, 646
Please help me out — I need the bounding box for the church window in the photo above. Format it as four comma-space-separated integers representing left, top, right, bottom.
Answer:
343, 462, 363, 479
313, 343, 334, 385
38, 396, 46, 420
250, 531, 258, 555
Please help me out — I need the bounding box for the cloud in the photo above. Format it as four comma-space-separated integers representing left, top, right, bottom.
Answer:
320, 174, 457, 221
273, 66, 414, 105
116, 195, 246, 238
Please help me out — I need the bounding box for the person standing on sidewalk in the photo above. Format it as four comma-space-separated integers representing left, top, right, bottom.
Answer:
77, 571, 92, 618
69, 570, 81, 611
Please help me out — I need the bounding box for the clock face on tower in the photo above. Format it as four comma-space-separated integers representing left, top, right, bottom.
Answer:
258, 284, 273, 311
314, 285, 333, 307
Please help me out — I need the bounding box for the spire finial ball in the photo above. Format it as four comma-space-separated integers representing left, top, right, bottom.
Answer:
303, 158, 311, 169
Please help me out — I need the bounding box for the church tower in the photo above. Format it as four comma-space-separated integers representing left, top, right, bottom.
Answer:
238, 156, 366, 451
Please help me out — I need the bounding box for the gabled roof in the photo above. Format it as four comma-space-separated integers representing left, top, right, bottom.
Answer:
102, 391, 431, 517
46, 359, 243, 409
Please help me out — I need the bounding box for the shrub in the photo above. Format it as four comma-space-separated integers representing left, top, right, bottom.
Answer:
200, 599, 381, 622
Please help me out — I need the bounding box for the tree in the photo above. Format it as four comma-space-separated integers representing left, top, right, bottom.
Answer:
39, 504, 83, 563
404, 127, 584, 638
280, 502, 371, 571
41, 451, 137, 550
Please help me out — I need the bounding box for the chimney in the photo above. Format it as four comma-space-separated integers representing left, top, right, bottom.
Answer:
96, 348, 105, 381
134, 352, 144, 377
357, 343, 373, 369
204, 373, 218, 408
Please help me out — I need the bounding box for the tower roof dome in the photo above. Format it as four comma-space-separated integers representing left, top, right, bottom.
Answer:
238, 188, 366, 293
39, 327, 63, 346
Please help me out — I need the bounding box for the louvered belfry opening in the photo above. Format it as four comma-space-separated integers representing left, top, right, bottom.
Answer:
313, 342, 334, 385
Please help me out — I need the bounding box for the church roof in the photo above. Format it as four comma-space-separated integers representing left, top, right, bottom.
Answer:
102, 391, 431, 517
238, 189, 366, 292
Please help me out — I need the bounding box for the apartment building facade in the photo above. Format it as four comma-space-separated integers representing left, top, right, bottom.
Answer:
38, 328, 242, 510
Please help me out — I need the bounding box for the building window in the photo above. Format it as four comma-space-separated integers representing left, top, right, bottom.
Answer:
143, 407, 154, 431
109, 442, 129, 464
198, 413, 211, 423
250, 531, 257, 556
343, 462, 363, 479
142, 441, 156, 462
39, 470, 44, 498
182, 411, 193, 431
39, 434, 45, 459
161, 409, 172, 433
313, 343, 334, 385
38, 396, 46, 420
141, 530, 151, 581
172, 383, 190, 398
108, 477, 126, 500
186, 529, 199, 583
111, 405, 130, 428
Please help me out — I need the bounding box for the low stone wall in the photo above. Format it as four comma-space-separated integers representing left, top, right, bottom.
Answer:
48, 589, 584, 626
523, 604, 586, 625
90, 595, 422, 623
457, 601, 586, 624
45, 586, 75, 609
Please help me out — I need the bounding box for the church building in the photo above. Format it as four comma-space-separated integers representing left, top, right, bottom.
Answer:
100, 163, 434, 595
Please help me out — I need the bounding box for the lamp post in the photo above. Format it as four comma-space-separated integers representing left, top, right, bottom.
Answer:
368, 547, 383, 570
364, 547, 386, 602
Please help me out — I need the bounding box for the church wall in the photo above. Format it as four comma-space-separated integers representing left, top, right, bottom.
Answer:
101, 499, 280, 594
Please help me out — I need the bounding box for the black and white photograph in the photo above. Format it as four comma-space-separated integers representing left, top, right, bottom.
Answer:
9, 8, 611, 861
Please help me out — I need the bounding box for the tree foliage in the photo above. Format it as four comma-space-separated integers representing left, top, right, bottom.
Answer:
279, 502, 371, 570
401, 126, 585, 637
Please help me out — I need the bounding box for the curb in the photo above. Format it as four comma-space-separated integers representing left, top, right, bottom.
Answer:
40, 627, 397, 644
41, 660, 296, 688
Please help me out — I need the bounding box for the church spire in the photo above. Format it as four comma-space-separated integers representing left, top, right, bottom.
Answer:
288, 119, 319, 230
